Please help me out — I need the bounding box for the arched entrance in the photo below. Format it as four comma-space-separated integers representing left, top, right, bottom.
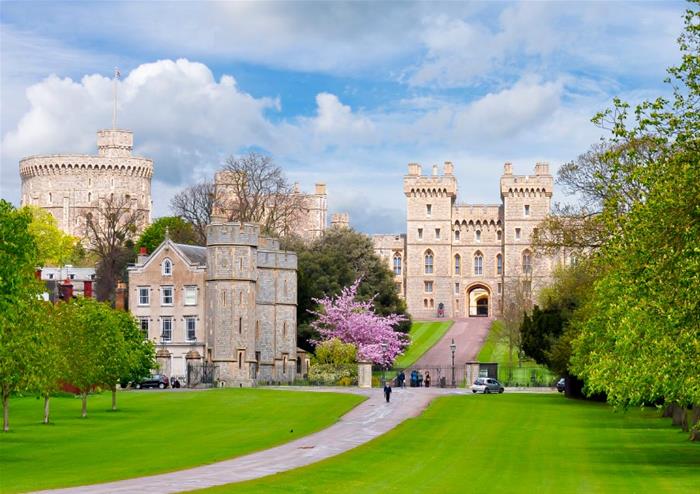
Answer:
466, 284, 491, 317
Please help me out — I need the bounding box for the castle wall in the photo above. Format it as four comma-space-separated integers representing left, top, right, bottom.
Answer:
371, 234, 406, 297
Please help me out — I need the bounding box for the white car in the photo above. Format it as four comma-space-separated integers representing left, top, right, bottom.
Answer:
471, 377, 505, 394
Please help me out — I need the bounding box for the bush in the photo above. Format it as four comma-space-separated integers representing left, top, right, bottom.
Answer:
308, 363, 358, 386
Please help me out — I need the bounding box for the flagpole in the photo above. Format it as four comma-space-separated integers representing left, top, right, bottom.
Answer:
112, 67, 119, 130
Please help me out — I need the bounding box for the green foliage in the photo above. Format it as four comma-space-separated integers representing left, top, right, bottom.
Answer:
23, 206, 81, 266
307, 363, 358, 386
282, 228, 410, 349
313, 338, 357, 365
135, 216, 200, 254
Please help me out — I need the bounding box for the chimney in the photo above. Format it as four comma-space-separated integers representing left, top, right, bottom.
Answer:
444, 161, 454, 175
35, 268, 42, 280
138, 246, 149, 265
535, 162, 550, 176
59, 278, 74, 300
408, 163, 421, 176
503, 162, 513, 175
314, 183, 327, 195
115, 280, 128, 311
432, 164, 438, 176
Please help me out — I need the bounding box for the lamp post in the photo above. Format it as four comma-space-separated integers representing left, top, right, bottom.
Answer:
381, 342, 388, 386
450, 338, 457, 387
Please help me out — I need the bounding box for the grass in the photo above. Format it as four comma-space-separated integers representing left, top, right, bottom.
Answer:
393, 321, 453, 369
196, 393, 700, 494
0, 388, 364, 493
478, 320, 557, 386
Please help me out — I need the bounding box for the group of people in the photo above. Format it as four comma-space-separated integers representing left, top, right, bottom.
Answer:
383, 369, 433, 403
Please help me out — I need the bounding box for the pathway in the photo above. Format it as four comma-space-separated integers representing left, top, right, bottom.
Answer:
34, 387, 464, 494
413, 317, 492, 367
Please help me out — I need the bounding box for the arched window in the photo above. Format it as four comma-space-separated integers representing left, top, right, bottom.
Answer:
497, 230, 502, 241
162, 259, 172, 276
424, 250, 434, 274
474, 252, 483, 275
522, 250, 532, 273
475, 230, 481, 242
393, 253, 402, 275
87, 192, 92, 203
496, 254, 503, 275
48, 192, 52, 204
454, 254, 461, 275
454, 230, 460, 241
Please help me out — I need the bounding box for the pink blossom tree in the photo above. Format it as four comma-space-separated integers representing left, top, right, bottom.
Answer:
310, 279, 408, 366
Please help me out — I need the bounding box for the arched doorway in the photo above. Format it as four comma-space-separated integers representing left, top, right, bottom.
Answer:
466, 284, 491, 317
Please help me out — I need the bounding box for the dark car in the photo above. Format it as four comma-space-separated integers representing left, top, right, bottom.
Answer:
135, 374, 169, 389
556, 378, 566, 393
471, 377, 504, 394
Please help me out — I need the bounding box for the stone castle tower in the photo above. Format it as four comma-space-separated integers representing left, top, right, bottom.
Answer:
374, 160, 554, 320
205, 221, 297, 386
19, 129, 153, 238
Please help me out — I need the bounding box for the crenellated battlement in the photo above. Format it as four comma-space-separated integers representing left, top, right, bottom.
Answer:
500, 162, 553, 199
206, 222, 260, 246
19, 155, 153, 178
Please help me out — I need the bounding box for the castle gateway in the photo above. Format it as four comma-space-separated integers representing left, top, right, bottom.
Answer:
373, 161, 557, 320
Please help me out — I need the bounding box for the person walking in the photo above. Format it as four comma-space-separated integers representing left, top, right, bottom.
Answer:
399, 371, 406, 388
425, 371, 431, 388
384, 383, 392, 403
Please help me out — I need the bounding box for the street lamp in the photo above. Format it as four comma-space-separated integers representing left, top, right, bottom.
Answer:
450, 338, 457, 387
381, 342, 388, 385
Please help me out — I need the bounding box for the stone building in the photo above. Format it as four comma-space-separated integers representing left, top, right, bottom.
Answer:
19, 129, 153, 239
128, 222, 299, 386
373, 161, 555, 320
214, 171, 327, 241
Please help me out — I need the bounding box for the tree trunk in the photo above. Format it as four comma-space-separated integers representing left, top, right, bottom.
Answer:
111, 386, 117, 411
2, 386, 9, 432
81, 392, 88, 418
43, 394, 50, 424
662, 404, 674, 418
671, 403, 688, 431
688, 405, 700, 442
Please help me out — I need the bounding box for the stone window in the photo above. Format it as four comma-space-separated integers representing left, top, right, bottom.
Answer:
424, 298, 428, 308
283, 321, 287, 337
522, 280, 532, 298
162, 258, 173, 276
418, 228, 423, 240
424, 281, 433, 293
239, 316, 243, 334
138, 317, 149, 339
515, 228, 521, 240
48, 192, 52, 204
424, 250, 434, 274
426, 204, 432, 216
395, 282, 402, 293
524, 204, 530, 216
455, 282, 460, 294
454, 229, 460, 241
496, 254, 503, 275
185, 317, 196, 341
474, 252, 483, 275
184, 286, 197, 305
454, 254, 461, 275
283, 354, 288, 374
497, 230, 502, 241
435, 228, 441, 240
522, 250, 532, 274
238, 350, 244, 370
161, 317, 172, 342
393, 253, 402, 275
497, 283, 502, 294
430, 299, 434, 308
138, 287, 150, 306
475, 230, 481, 242
161, 286, 174, 305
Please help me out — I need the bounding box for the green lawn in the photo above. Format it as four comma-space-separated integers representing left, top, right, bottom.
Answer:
393, 321, 453, 369
0, 388, 364, 493
478, 320, 557, 386
196, 394, 700, 494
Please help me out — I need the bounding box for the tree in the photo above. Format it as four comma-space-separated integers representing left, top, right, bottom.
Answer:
30, 302, 66, 424
0, 200, 42, 432
136, 216, 200, 254
282, 227, 410, 350
82, 195, 143, 303
24, 206, 80, 266
215, 152, 306, 237
500, 275, 533, 373
568, 4, 700, 438
310, 279, 408, 367
169, 180, 215, 244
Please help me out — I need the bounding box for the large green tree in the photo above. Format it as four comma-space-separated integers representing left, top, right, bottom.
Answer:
0, 200, 43, 432
282, 227, 410, 350
569, 5, 700, 438
136, 216, 200, 254
24, 206, 81, 266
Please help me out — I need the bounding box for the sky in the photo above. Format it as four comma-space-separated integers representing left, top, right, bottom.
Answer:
0, 0, 687, 233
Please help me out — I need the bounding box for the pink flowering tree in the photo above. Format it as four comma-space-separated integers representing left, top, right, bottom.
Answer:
310, 279, 408, 367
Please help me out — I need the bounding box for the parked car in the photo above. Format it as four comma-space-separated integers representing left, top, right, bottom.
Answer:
556, 378, 566, 393
135, 374, 169, 389
471, 377, 504, 394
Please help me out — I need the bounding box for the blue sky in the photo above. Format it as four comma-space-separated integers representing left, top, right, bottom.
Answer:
0, 1, 687, 233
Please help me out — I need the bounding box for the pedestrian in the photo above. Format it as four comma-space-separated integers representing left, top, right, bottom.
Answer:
399, 371, 406, 388
384, 383, 392, 403
425, 371, 431, 388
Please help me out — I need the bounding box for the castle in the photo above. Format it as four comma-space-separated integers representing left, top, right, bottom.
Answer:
128, 221, 301, 385
373, 161, 555, 319
19, 129, 153, 237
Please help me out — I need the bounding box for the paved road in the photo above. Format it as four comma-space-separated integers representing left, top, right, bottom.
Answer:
413, 317, 492, 367
33, 387, 464, 494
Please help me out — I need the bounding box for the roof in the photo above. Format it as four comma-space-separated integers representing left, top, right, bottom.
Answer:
174, 243, 207, 266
